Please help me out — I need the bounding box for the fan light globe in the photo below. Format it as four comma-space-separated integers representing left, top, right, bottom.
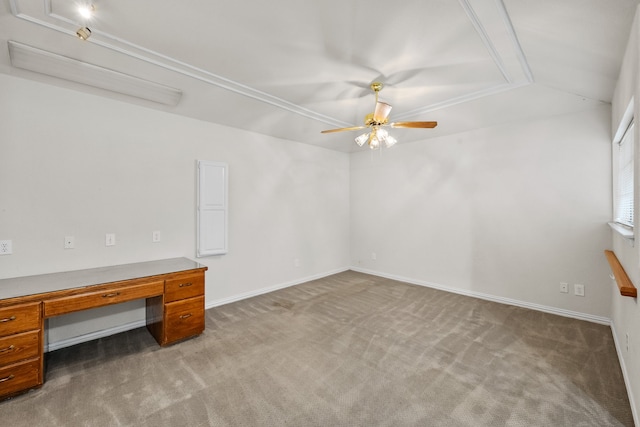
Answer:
384, 135, 397, 148
355, 133, 369, 147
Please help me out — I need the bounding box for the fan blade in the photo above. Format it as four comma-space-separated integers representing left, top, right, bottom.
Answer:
390, 121, 438, 129
373, 101, 392, 122
321, 125, 367, 134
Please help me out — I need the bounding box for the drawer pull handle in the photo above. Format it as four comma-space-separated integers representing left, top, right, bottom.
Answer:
0, 345, 15, 354
102, 292, 121, 298
179, 282, 193, 288
179, 313, 192, 320
0, 316, 16, 323
0, 375, 14, 384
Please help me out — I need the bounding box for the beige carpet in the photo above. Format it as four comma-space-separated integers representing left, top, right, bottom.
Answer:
0, 271, 633, 426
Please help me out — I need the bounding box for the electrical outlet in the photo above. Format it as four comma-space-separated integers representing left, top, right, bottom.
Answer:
0, 240, 12, 255
574, 283, 585, 297
105, 233, 116, 247
152, 231, 161, 243
294, 258, 300, 267
371, 252, 377, 260
626, 333, 630, 352
64, 236, 75, 249
560, 282, 568, 293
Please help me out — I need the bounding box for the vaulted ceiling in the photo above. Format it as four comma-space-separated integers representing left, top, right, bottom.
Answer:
0, 0, 637, 151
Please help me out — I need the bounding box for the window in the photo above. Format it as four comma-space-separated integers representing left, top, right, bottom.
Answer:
614, 120, 634, 228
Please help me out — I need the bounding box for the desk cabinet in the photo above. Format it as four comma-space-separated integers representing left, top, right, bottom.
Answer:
0, 302, 43, 398
146, 271, 205, 345
0, 258, 207, 400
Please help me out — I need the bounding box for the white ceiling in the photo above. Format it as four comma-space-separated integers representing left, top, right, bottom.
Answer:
0, 0, 637, 152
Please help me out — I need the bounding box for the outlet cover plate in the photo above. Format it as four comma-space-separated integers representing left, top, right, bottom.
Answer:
0, 240, 12, 255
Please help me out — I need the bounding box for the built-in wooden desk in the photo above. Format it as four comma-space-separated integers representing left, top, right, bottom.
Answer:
0, 258, 207, 400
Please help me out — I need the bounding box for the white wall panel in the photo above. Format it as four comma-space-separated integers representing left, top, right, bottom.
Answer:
0, 73, 350, 344
610, 7, 640, 424
197, 161, 228, 256
350, 105, 612, 318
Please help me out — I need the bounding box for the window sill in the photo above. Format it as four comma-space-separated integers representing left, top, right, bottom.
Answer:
608, 222, 634, 244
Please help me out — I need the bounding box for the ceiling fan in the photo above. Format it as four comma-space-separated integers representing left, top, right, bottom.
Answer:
321, 82, 437, 149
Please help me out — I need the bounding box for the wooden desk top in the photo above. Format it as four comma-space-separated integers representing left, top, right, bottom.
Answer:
0, 258, 207, 302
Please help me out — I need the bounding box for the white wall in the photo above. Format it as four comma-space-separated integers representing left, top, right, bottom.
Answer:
0, 73, 350, 344
610, 6, 640, 424
350, 105, 612, 320
0, 57, 632, 415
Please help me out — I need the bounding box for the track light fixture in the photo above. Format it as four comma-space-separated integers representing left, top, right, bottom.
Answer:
76, 27, 91, 40
76, 3, 95, 41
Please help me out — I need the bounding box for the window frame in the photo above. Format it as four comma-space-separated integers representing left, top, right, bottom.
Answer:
614, 119, 634, 228
610, 100, 635, 243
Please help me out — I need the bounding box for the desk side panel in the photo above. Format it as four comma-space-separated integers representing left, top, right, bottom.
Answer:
146, 295, 165, 345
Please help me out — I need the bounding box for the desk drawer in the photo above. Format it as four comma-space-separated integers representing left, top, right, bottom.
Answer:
0, 303, 41, 337
165, 273, 205, 303
164, 296, 204, 344
0, 330, 40, 367
44, 280, 164, 317
0, 358, 41, 398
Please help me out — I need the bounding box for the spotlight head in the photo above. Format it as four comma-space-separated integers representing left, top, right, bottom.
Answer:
76, 27, 92, 41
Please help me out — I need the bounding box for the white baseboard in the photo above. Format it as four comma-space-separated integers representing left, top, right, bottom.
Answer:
610, 319, 639, 426
45, 267, 351, 352
350, 267, 611, 325
43, 266, 635, 422
205, 267, 350, 310
45, 266, 609, 352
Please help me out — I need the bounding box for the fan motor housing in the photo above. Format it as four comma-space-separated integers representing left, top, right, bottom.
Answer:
364, 113, 387, 127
